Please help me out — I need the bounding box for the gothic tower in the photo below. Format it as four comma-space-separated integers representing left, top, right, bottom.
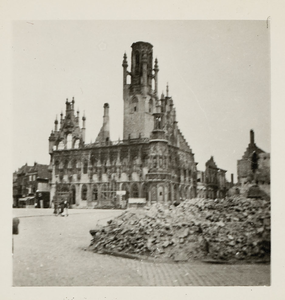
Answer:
122, 42, 159, 140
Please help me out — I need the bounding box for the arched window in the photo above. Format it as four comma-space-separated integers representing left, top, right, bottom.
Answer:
132, 183, 139, 198
81, 184, 87, 200
55, 160, 60, 175
74, 139, 80, 149
66, 134, 72, 149
251, 152, 258, 173
58, 141, 64, 150
153, 156, 157, 168
135, 51, 140, 75
72, 159, 77, 174
83, 160, 88, 174
149, 99, 153, 113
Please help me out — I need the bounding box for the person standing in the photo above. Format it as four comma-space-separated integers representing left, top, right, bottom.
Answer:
59, 200, 64, 216
53, 196, 58, 216
64, 200, 68, 217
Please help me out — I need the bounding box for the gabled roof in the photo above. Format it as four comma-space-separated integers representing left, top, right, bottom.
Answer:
27, 163, 50, 179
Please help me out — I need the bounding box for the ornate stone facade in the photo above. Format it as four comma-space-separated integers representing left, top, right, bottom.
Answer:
48, 41, 200, 208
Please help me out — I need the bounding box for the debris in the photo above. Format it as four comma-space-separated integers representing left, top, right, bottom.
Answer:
89, 196, 270, 262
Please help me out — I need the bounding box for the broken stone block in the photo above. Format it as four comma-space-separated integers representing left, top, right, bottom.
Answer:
173, 252, 188, 262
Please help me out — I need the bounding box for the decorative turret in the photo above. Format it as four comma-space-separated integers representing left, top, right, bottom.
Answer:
54, 116, 58, 132
60, 112, 63, 129
72, 96, 75, 109
122, 53, 128, 86
154, 58, 159, 95
48, 130, 56, 154
82, 113, 86, 143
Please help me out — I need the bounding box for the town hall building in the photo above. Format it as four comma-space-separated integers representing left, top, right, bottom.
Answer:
48, 41, 226, 208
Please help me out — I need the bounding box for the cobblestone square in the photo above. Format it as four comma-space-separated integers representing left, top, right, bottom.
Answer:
12, 208, 270, 286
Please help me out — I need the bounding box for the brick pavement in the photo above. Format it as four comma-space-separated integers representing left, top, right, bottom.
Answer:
12, 209, 270, 286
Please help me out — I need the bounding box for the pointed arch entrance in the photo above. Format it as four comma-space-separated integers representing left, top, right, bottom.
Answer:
70, 185, 76, 205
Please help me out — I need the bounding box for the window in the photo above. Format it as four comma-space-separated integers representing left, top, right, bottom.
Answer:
132, 97, 138, 113
135, 51, 140, 75
83, 160, 88, 174
251, 152, 258, 173
81, 184, 87, 200
93, 185, 98, 201
64, 160, 69, 175
72, 160, 77, 173
66, 134, 72, 149
132, 183, 139, 198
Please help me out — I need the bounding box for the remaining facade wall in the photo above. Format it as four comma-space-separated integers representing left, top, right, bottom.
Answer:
237, 130, 270, 185
196, 157, 227, 199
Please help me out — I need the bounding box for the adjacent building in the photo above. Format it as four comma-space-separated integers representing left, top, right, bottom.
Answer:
13, 163, 50, 208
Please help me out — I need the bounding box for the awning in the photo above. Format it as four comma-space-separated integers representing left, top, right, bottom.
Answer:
19, 197, 34, 202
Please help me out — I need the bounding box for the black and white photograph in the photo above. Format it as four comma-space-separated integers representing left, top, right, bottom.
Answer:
2, 1, 284, 299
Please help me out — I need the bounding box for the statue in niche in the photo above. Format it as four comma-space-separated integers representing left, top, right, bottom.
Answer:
163, 156, 167, 169
159, 156, 163, 168
153, 156, 157, 168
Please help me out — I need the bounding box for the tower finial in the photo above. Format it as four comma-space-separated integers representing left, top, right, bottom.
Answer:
166, 82, 169, 97
122, 52, 128, 67
154, 58, 159, 71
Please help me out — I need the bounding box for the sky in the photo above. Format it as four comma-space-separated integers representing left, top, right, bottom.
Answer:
12, 20, 270, 181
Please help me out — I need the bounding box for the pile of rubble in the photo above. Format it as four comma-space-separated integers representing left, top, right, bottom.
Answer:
88, 196, 270, 262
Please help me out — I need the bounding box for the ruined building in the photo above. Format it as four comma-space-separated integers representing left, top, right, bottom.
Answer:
237, 130, 270, 185
48, 41, 227, 208
196, 157, 227, 199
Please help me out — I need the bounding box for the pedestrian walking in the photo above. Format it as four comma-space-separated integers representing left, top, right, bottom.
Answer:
59, 201, 64, 216
63, 200, 68, 217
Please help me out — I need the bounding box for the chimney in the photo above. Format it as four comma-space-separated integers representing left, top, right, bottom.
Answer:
250, 129, 254, 144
